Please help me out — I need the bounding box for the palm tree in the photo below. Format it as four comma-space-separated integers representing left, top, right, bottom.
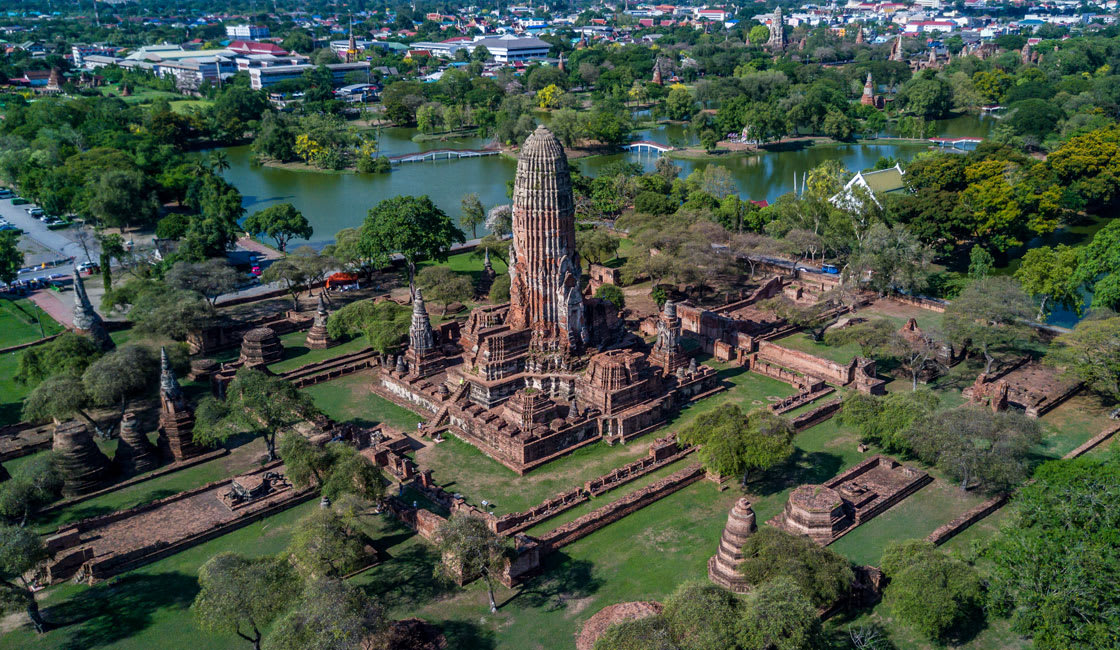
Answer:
209, 151, 230, 174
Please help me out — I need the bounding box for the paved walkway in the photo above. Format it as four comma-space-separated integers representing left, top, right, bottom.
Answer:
28, 289, 73, 328
236, 236, 283, 261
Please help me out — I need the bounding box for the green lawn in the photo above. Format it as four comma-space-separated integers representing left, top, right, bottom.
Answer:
0, 297, 63, 348
5, 500, 321, 649
301, 372, 423, 431
266, 330, 368, 374
169, 99, 213, 114
773, 331, 861, 365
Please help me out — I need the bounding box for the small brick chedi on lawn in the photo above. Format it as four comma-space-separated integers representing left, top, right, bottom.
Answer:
770, 455, 932, 545
157, 347, 200, 462
239, 326, 283, 367
53, 420, 111, 496
708, 497, 757, 593
377, 126, 721, 473
305, 293, 336, 350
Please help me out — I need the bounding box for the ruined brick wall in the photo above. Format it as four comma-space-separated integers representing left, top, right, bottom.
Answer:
538, 464, 704, 551
925, 494, 1008, 546
588, 264, 620, 293
790, 399, 841, 431
757, 341, 854, 385
887, 294, 948, 313
378, 374, 442, 414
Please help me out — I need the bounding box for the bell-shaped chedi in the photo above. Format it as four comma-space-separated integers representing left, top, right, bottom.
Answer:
53, 419, 112, 496
507, 125, 587, 352
73, 269, 114, 351
305, 294, 335, 350
239, 326, 283, 367
156, 347, 200, 462
707, 498, 757, 593
114, 410, 160, 475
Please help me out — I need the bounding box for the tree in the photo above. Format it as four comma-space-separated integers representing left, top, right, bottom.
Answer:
1015, 245, 1081, 320
1047, 315, 1120, 404
193, 553, 302, 650
0, 453, 62, 526
986, 455, 1120, 649
698, 165, 736, 200
594, 285, 625, 312
22, 374, 106, 438
81, 344, 160, 421
0, 524, 48, 633
897, 74, 953, 119
263, 578, 384, 650
318, 444, 384, 504
436, 514, 512, 613
664, 85, 696, 121
840, 390, 940, 453
278, 433, 332, 488
489, 274, 511, 303
359, 196, 465, 294
942, 277, 1036, 375
904, 407, 1042, 492
536, 84, 563, 109
1072, 219, 1120, 313
678, 404, 794, 485
166, 259, 242, 306
738, 576, 822, 650
286, 508, 369, 579
261, 258, 310, 312
848, 223, 931, 296
112, 280, 216, 341
85, 169, 160, 230
748, 24, 771, 44
326, 300, 410, 355
194, 368, 320, 461
595, 616, 674, 650
0, 230, 23, 286
737, 527, 854, 609
881, 540, 985, 643
243, 204, 313, 253
661, 581, 741, 650
967, 244, 994, 279
15, 332, 102, 387
576, 227, 621, 266
459, 193, 485, 239
416, 266, 473, 316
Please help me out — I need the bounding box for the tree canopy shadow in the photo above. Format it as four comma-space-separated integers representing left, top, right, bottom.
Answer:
751, 449, 844, 497
506, 556, 602, 612
44, 571, 199, 650
439, 619, 496, 650
357, 542, 456, 610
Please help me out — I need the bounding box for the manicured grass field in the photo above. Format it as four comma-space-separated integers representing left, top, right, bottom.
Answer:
0, 297, 63, 348
266, 330, 368, 374
301, 371, 423, 431
773, 330, 862, 364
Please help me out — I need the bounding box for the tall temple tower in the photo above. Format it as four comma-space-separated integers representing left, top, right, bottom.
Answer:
507, 125, 587, 352
346, 16, 359, 63
767, 7, 786, 50
861, 72, 875, 106
889, 35, 904, 62
73, 269, 114, 351
157, 347, 199, 462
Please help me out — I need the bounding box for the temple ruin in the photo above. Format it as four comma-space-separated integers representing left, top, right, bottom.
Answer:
53, 420, 111, 496
376, 126, 721, 473
305, 294, 336, 350
113, 410, 160, 476
707, 498, 757, 593
72, 269, 114, 351
156, 347, 200, 462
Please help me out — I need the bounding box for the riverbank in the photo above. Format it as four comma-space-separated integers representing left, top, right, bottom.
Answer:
667, 135, 936, 160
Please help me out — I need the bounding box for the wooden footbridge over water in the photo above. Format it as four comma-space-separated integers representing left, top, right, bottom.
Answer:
387, 148, 501, 165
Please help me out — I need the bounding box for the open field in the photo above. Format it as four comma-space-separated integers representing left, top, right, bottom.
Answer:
0, 297, 63, 347
266, 330, 368, 374
302, 371, 423, 431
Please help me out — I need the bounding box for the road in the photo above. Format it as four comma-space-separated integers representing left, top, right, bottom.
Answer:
0, 196, 99, 284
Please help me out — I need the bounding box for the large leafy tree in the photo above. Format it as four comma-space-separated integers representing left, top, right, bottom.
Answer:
904, 407, 1042, 493
661, 581, 740, 650
166, 259, 242, 306
0, 524, 48, 633
0, 453, 62, 526
881, 540, 985, 643
678, 404, 794, 486
15, 332, 102, 387
986, 455, 1120, 649
1047, 315, 1120, 404
738, 576, 823, 650
326, 299, 410, 355
0, 230, 23, 286
81, 343, 161, 422
459, 192, 485, 239
243, 204, 313, 253
416, 266, 473, 316
840, 390, 940, 453
22, 374, 106, 438
192, 553, 302, 650
194, 368, 319, 461
737, 527, 854, 609
1073, 219, 1120, 313
942, 276, 1036, 375
285, 508, 369, 579
85, 169, 161, 230
436, 514, 512, 614
1015, 245, 1082, 320
358, 195, 465, 294
263, 578, 384, 650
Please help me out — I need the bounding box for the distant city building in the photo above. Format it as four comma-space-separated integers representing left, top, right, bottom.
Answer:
248, 61, 370, 90
226, 24, 270, 40
71, 43, 118, 68
470, 35, 550, 62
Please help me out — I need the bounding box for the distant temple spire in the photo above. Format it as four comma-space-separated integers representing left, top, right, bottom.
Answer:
861, 72, 875, 106
889, 35, 903, 62
409, 289, 435, 354
855, 25, 864, 44
767, 6, 786, 50
160, 347, 182, 401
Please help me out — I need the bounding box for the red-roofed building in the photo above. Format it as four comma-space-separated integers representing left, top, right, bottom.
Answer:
228, 40, 290, 56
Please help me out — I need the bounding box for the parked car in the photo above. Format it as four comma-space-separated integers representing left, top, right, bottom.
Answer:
75, 261, 100, 274
11, 197, 28, 205
0, 189, 12, 198
821, 264, 840, 275
27, 207, 44, 217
